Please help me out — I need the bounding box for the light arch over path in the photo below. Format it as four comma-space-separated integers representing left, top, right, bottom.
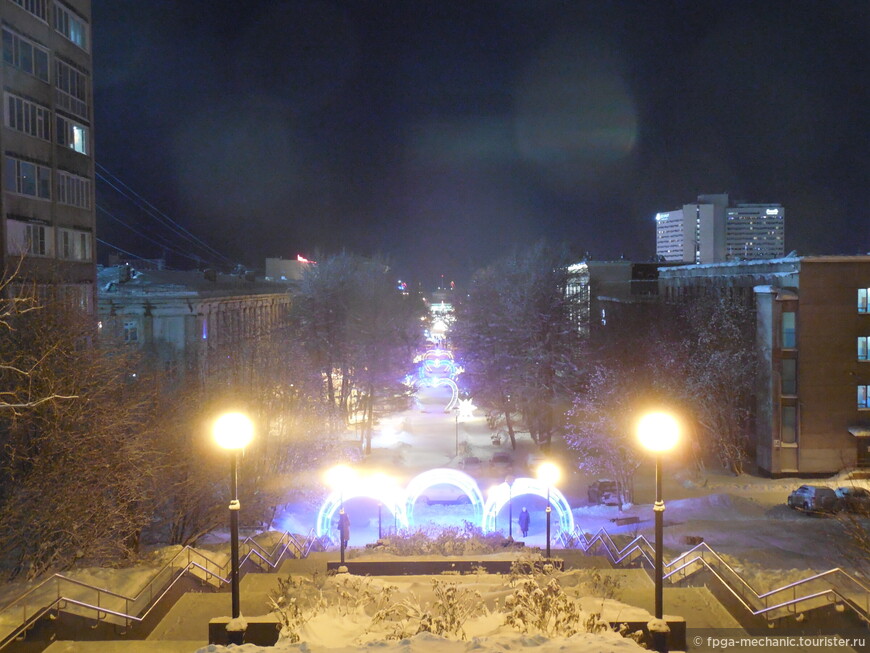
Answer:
316, 485, 409, 543
405, 469, 486, 527
481, 477, 575, 535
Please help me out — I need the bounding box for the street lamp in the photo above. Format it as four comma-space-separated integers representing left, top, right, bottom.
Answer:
325, 465, 357, 565
213, 412, 254, 621
506, 475, 515, 539
535, 462, 560, 560
637, 411, 680, 653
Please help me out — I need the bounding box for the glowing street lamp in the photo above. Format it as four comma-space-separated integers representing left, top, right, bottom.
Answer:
213, 412, 254, 621
369, 473, 394, 540
535, 462, 560, 559
637, 411, 680, 653
325, 465, 357, 565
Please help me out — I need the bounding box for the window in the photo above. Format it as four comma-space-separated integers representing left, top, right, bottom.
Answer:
860, 337, 870, 362
781, 405, 797, 444
5, 93, 51, 140
55, 60, 89, 120
2, 29, 49, 82
781, 311, 796, 348
123, 320, 138, 343
5, 156, 51, 199
860, 385, 870, 409
10, 0, 48, 22
56, 170, 90, 208
781, 359, 797, 395
56, 114, 88, 154
57, 227, 90, 261
5, 218, 53, 256
860, 288, 869, 314
53, 2, 88, 50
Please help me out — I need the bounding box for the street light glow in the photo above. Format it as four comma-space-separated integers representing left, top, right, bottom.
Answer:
637, 412, 680, 452
535, 461, 560, 485
213, 412, 254, 450
324, 464, 358, 490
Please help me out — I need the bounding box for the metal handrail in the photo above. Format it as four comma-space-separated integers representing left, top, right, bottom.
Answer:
0, 528, 319, 649
569, 526, 870, 625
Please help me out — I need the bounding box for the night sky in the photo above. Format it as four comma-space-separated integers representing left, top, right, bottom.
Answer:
92, 1, 869, 287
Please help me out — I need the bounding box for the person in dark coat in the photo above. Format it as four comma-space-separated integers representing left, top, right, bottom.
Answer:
518, 507, 530, 537
338, 510, 350, 548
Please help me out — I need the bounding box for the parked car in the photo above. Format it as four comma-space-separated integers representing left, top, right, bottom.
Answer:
834, 486, 870, 514
458, 456, 482, 470
416, 484, 471, 505
787, 485, 837, 513
490, 452, 513, 471
588, 479, 619, 506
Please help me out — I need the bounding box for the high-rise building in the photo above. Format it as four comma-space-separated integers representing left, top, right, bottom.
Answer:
655, 194, 784, 264
0, 0, 95, 312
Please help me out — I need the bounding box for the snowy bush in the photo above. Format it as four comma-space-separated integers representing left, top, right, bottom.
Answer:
268, 574, 326, 643
378, 522, 509, 556
503, 577, 596, 637
370, 578, 484, 640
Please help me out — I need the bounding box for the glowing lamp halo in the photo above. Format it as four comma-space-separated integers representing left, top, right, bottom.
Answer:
637, 412, 680, 453
213, 412, 254, 450
405, 469, 485, 526
315, 485, 409, 542
482, 477, 574, 535
535, 461, 561, 486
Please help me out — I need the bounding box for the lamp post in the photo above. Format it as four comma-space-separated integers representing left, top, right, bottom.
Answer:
455, 411, 459, 456
536, 462, 560, 560
213, 412, 254, 621
637, 411, 680, 653
506, 475, 515, 539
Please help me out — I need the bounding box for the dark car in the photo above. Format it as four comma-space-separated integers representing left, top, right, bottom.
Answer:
490, 452, 513, 471
787, 485, 837, 513
588, 479, 619, 506
834, 486, 870, 514
458, 456, 481, 470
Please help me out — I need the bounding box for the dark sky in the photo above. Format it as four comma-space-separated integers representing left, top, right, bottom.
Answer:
92, 0, 869, 287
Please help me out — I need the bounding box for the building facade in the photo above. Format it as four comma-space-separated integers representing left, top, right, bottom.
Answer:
1, 0, 95, 311
97, 266, 293, 380
655, 194, 784, 265
659, 256, 870, 475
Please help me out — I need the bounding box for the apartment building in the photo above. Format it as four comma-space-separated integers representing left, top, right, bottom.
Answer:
659, 256, 870, 475
1, 0, 94, 310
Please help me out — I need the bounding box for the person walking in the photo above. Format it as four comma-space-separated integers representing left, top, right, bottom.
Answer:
518, 506, 530, 537
338, 510, 351, 549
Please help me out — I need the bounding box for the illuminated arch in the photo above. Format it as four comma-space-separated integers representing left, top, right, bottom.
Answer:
423, 349, 453, 361
315, 485, 409, 542
429, 377, 459, 411
422, 358, 457, 378
481, 477, 574, 535
405, 469, 486, 527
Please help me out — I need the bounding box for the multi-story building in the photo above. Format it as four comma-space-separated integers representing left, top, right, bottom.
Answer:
1, 0, 94, 311
97, 266, 293, 380
655, 194, 784, 265
659, 256, 870, 475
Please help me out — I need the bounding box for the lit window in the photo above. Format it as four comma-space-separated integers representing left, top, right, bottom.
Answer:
860, 385, 870, 410
53, 2, 88, 51
2, 29, 50, 81
5, 219, 53, 257
860, 337, 869, 361
5, 156, 51, 199
57, 227, 90, 261
4, 93, 51, 140
860, 288, 869, 314
56, 115, 88, 154
781, 311, 796, 348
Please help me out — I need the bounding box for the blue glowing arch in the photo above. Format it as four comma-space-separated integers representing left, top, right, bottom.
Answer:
481, 477, 575, 535
315, 486, 409, 542
422, 358, 457, 378
405, 469, 486, 527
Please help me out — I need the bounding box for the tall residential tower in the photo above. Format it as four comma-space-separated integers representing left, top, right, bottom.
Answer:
1, 0, 94, 310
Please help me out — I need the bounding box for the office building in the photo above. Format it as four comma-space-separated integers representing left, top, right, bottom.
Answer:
1, 0, 95, 311
655, 194, 784, 265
